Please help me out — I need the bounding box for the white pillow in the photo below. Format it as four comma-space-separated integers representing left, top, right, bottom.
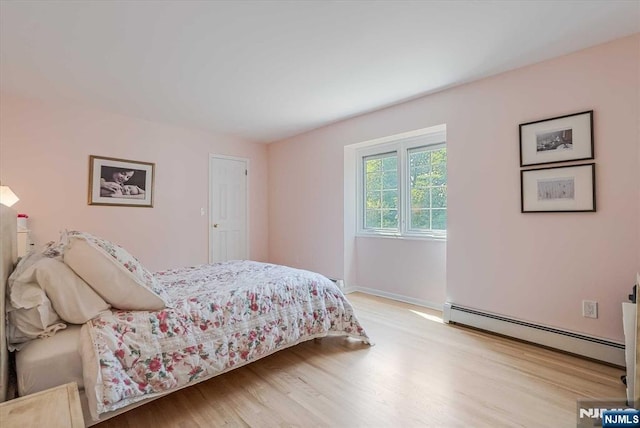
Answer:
6, 282, 66, 349
8, 238, 67, 286
63, 231, 168, 310
34, 258, 111, 324
7, 252, 67, 349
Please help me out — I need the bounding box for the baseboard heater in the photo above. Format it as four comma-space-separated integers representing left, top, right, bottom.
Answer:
443, 303, 625, 366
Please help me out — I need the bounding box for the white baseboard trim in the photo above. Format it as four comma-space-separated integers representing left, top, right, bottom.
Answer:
344, 286, 443, 311
443, 302, 625, 366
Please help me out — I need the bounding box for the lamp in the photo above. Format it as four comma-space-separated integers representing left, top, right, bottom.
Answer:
0, 185, 20, 207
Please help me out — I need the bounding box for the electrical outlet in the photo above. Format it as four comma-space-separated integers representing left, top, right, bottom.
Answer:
582, 300, 598, 319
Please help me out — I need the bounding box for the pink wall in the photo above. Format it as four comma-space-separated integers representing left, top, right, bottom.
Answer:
269, 34, 640, 342
355, 238, 446, 307
0, 93, 269, 271
268, 137, 346, 278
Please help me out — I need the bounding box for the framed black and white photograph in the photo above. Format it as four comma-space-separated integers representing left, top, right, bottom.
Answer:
521, 163, 595, 213
519, 110, 593, 167
88, 155, 155, 207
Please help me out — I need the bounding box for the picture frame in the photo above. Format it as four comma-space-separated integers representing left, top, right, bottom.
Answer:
88, 155, 155, 207
521, 163, 595, 213
519, 110, 593, 167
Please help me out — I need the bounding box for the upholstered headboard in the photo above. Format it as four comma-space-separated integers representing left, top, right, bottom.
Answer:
0, 204, 17, 402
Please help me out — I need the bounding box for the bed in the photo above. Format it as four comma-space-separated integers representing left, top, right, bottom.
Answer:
0, 205, 371, 425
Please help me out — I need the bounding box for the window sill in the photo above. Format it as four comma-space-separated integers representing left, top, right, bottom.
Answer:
355, 233, 447, 242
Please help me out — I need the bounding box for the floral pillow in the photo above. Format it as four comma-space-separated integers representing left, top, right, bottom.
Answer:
63, 231, 169, 311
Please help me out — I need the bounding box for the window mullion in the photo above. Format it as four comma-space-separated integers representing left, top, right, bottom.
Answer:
429, 186, 433, 231
399, 142, 407, 234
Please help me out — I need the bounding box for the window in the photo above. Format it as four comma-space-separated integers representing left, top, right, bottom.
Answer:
408, 145, 447, 232
363, 152, 398, 230
358, 127, 446, 238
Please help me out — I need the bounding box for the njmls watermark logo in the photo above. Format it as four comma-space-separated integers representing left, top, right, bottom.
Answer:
577, 399, 640, 427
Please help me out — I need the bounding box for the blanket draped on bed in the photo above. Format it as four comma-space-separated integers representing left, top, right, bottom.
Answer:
81, 261, 370, 419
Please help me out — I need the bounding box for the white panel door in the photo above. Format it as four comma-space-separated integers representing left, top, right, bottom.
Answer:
209, 156, 248, 263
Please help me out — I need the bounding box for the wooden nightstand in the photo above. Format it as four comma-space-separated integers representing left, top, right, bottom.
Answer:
0, 382, 84, 427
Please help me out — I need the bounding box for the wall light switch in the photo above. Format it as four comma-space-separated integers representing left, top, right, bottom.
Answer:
582, 300, 598, 319
200, 208, 205, 216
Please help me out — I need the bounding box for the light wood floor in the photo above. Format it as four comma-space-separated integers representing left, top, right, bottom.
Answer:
95, 293, 626, 427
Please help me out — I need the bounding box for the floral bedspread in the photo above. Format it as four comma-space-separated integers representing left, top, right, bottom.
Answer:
81, 260, 370, 419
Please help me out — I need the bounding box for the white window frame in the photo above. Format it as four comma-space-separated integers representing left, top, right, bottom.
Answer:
356, 126, 447, 240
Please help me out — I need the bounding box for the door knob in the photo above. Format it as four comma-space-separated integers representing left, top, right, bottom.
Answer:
213, 224, 219, 228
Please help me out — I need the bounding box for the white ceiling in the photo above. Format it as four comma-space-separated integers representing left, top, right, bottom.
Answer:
1, 1, 638, 143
